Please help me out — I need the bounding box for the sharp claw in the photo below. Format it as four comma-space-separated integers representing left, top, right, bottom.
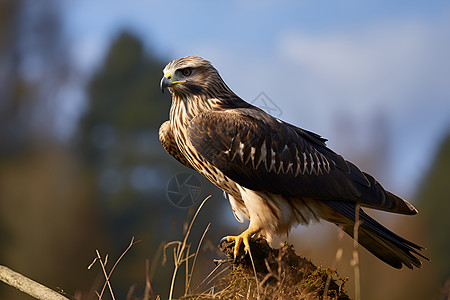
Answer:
219, 236, 229, 245
221, 228, 260, 261
220, 236, 240, 261
243, 239, 251, 254
233, 241, 240, 258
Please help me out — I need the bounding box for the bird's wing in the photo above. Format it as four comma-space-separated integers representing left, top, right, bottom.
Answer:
187, 108, 415, 214
159, 121, 193, 169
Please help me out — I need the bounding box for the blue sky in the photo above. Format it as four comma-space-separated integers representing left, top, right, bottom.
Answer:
61, 0, 450, 197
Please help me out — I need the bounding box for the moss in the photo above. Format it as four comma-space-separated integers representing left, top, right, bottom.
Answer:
181, 238, 349, 299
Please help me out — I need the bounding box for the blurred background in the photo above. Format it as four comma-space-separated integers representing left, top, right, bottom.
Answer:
0, 1, 449, 299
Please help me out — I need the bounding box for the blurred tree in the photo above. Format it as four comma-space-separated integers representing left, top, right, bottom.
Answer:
78, 31, 171, 297
417, 131, 450, 285
0, 0, 73, 153
0, 1, 107, 299
79, 30, 178, 225
0, 0, 29, 154
78, 31, 234, 298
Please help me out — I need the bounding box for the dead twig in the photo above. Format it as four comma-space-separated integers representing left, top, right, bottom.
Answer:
247, 247, 261, 299
0, 265, 69, 300
186, 222, 211, 294
164, 196, 211, 300
324, 225, 345, 298
88, 236, 140, 300
351, 203, 362, 300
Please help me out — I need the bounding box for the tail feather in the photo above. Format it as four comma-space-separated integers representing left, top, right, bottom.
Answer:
322, 200, 428, 269
356, 171, 418, 215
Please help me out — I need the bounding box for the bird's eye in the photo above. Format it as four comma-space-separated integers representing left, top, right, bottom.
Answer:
181, 68, 192, 76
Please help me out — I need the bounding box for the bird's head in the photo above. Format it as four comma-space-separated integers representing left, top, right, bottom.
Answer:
160, 56, 229, 97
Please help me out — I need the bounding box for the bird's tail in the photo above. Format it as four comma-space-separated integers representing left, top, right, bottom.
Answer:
322, 201, 428, 269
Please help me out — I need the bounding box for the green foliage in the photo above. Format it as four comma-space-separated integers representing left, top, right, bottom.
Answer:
86, 32, 168, 130
417, 131, 450, 283
80, 31, 170, 164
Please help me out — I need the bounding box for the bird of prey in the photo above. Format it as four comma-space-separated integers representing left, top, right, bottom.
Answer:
159, 56, 427, 269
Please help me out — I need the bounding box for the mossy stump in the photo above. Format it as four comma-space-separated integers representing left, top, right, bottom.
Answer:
182, 238, 349, 299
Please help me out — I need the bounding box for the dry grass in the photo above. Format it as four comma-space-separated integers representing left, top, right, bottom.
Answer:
351, 203, 361, 300
162, 196, 211, 300
85, 196, 358, 300
85, 196, 212, 300
87, 236, 155, 300
179, 238, 349, 300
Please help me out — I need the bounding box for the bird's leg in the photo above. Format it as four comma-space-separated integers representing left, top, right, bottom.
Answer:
225, 225, 261, 258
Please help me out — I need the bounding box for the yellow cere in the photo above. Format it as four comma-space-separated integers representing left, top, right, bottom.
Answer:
164, 71, 186, 85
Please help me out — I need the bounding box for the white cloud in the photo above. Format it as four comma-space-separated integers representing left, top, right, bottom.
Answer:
278, 17, 449, 114
275, 16, 450, 195
194, 15, 450, 195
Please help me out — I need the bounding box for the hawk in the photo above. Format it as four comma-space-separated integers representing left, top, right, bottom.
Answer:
159, 56, 427, 269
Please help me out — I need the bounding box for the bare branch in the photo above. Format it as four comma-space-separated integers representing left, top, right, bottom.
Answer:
0, 265, 69, 300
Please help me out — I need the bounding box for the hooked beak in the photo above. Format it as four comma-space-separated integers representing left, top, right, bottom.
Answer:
160, 72, 187, 94
160, 76, 171, 94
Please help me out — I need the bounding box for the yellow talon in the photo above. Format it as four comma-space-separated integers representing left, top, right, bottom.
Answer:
226, 227, 260, 258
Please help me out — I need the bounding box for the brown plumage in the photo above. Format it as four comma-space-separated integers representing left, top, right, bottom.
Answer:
159, 56, 428, 269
